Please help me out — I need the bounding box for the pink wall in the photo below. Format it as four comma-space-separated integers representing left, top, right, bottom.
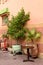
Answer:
0, 0, 43, 25
0, 0, 43, 35
0, 0, 43, 38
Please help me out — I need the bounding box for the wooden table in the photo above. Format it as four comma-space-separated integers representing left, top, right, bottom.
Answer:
22, 45, 34, 62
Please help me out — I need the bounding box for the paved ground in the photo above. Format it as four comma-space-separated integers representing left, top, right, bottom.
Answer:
0, 50, 43, 65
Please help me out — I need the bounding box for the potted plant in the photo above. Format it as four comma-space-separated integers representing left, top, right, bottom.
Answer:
7, 8, 30, 54
26, 28, 41, 58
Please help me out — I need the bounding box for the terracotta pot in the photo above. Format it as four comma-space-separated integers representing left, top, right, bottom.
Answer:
38, 43, 43, 58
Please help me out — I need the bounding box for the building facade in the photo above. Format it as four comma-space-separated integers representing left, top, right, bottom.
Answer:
0, 0, 43, 57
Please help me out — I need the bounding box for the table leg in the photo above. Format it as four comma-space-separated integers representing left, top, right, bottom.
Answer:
23, 48, 34, 62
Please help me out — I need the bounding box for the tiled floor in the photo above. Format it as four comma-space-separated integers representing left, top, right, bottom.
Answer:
0, 50, 43, 65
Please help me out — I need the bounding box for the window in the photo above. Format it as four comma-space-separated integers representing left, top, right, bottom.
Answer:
0, 8, 9, 25
0, 0, 7, 4
2, 15, 9, 25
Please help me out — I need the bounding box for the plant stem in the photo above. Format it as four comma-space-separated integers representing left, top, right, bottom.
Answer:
31, 39, 34, 44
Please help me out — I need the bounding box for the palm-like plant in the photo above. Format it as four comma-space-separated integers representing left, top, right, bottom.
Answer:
27, 28, 41, 44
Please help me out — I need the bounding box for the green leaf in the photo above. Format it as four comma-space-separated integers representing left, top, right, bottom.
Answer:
35, 32, 41, 39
